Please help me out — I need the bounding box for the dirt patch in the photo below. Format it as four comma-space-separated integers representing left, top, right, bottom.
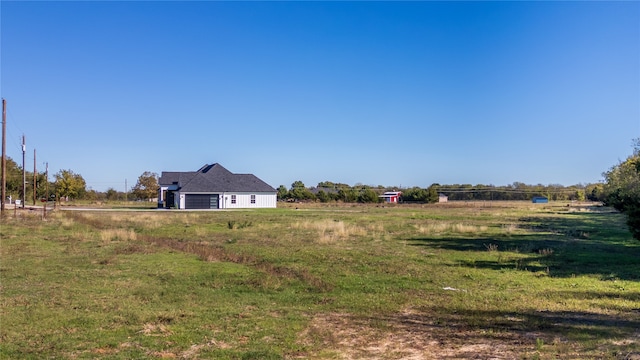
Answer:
297, 310, 547, 359
298, 309, 640, 359
139, 323, 173, 337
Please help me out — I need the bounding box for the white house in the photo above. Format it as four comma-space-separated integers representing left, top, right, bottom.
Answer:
158, 163, 277, 209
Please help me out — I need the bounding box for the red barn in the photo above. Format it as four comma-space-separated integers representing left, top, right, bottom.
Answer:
379, 191, 402, 203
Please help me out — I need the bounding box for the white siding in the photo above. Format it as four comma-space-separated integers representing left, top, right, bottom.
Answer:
173, 191, 276, 209
222, 192, 276, 209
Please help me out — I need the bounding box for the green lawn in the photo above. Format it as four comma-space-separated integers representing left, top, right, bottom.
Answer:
1, 202, 638, 359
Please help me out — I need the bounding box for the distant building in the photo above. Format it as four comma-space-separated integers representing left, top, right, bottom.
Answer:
438, 194, 448, 203
309, 186, 340, 196
532, 196, 548, 203
158, 163, 277, 209
379, 191, 402, 203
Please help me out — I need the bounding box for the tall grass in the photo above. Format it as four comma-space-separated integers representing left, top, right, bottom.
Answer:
99, 228, 137, 242
416, 221, 489, 235
290, 219, 368, 243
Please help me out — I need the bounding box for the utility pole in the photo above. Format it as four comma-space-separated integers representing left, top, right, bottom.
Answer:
43, 162, 48, 218
33, 149, 37, 205
1, 99, 6, 216
22, 135, 25, 208
125, 179, 128, 203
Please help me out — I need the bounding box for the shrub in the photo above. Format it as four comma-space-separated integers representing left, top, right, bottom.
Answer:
603, 139, 640, 240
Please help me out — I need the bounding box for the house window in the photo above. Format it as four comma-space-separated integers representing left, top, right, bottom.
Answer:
250, 194, 256, 204
231, 195, 236, 204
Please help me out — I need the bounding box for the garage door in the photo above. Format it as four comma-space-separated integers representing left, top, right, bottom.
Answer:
185, 194, 219, 209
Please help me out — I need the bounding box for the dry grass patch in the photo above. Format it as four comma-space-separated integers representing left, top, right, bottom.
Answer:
453, 223, 488, 233
416, 222, 488, 235
48, 212, 77, 229
291, 219, 367, 244
64, 211, 173, 231
298, 310, 537, 360
100, 228, 137, 242
193, 226, 209, 237
140, 323, 173, 337
67, 229, 94, 242
180, 338, 230, 358
123, 213, 165, 229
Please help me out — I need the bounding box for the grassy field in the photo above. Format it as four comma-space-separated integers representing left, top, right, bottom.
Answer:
1, 202, 639, 359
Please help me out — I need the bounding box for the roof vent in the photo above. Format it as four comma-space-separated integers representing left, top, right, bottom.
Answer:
198, 164, 214, 173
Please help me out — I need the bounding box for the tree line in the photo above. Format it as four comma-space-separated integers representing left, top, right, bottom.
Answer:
2, 154, 604, 206
1, 157, 158, 204
277, 180, 600, 203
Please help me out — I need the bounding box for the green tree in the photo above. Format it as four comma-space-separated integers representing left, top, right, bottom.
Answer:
603, 139, 640, 240
1, 157, 22, 201
34, 172, 50, 202
402, 187, 417, 202
131, 171, 159, 201
316, 190, 331, 203
84, 189, 100, 202
54, 169, 87, 200
586, 183, 604, 201
338, 188, 358, 202
317, 181, 336, 189
289, 181, 315, 201
358, 188, 380, 203
105, 188, 119, 201
0, 157, 54, 204
427, 184, 439, 203
402, 185, 439, 203
277, 185, 289, 201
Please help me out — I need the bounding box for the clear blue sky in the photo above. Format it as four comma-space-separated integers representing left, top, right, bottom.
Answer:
1, 1, 639, 192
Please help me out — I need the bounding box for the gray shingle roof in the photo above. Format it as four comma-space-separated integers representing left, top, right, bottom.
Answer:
159, 163, 276, 193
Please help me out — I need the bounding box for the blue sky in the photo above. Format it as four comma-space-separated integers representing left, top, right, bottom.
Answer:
1, 1, 639, 192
